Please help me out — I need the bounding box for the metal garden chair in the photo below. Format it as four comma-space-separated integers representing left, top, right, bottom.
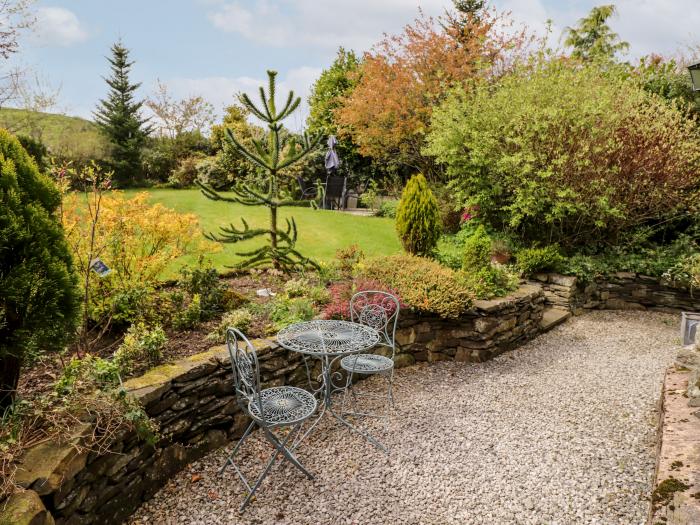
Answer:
340, 291, 400, 421
220, 328, 317, 511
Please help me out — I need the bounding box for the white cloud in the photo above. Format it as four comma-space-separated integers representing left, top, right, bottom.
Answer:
495, 0, 700, 60
33, 7, 88, 47
166, 66, 323, 131
207, 0, 447, 51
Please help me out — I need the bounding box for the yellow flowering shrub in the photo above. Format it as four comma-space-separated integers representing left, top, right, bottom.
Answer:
61, 191, 218, 326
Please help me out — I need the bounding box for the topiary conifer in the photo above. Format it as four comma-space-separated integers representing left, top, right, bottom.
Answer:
395, 173, 442, 256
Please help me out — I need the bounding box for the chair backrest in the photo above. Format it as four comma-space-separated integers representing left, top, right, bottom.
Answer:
226, 328, 263, 418
325, 175, 346, 198
350, 291, 400, 357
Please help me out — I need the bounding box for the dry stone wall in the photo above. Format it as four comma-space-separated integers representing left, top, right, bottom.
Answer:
530, 272, 700, 314
5, 284, 547, 525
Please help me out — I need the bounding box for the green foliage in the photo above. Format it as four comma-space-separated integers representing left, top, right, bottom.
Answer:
515, 245, 564, 276
461, 265, 519, 300
206, 308, 253, 343
94, 41, 151, 186
564, 5, 629, 62
55, 355, 121, 396
195, 154, 231, 190
633, 56, 700, 120
359, 254, 474, 318
0, 129, 80, 409
172, 293, 202, 330
143, 132, 210, 184
16, 134, 48, 171
395, 173, 442, 256
113, 322, 166, 374
377, 199, 399, 219
198, 71, 322, 272
168, 155, 203, 188
269, 297, 316, 330
306, 47, 374, 181
284, 277, 310, 298
426, 58, 700, 249
178, 262, 227, 320
53, 354, 158, 445
562, 233, 700, 283
335, 244, 365, 278
462, 225, 492, 270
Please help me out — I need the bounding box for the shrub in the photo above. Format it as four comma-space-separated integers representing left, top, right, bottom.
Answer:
206, 308, 254, 343
462, 266, 519, 300
359, 254, 474, 318
172, 294, 202, 330
269, 297, 317, 330
426, 58, 700, 248
322, 278, 403, 320
377, 199, 399, 219
168, 155, 201, 188
0, 130, 80, 409
60, 191, 216, 331
195, 155, 231, 189
178, 262, 227, 320
113, 322, 167, 374
515, 246, 565, 276
335, 244, 364, 278
396, 173, 442, 256
462, 225, 492, 270
284, 277, 310, 298
55, 354, 121, 396
430, 184, 462, 234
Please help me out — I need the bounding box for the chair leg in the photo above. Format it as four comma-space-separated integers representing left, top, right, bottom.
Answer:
239, 425, 298, 511
263, 426, 314, 480
220, 420, 256, 488
387, 368, 395, 408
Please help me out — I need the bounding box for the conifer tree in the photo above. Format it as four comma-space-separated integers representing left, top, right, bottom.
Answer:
94, 41, 151, 186
564, 5, 629, 62
198, 71, 321, 272
395, 173, 442, 256
0, 130, 80, 410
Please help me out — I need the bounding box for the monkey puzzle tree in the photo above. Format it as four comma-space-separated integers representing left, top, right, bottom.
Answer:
198, 71, 322, 271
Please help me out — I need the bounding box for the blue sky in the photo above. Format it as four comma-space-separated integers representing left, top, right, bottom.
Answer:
15, 0, 700, 124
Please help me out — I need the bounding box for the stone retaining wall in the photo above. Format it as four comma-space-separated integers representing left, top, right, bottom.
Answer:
530, 272, 700, 314
5, 284, 547, 525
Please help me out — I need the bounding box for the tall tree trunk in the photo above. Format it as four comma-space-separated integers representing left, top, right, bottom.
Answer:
270, 203, 279, 269
0, 354, 21, 411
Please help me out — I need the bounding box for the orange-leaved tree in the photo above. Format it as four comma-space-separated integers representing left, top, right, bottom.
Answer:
336, 7, 531, 179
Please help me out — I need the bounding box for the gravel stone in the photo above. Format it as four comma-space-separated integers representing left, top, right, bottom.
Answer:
129, 311, 677, 525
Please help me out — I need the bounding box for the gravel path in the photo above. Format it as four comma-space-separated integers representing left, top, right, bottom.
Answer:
130, 310, 679, 525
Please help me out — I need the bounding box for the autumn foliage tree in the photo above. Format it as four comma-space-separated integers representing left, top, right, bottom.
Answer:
336, 7, 530, 178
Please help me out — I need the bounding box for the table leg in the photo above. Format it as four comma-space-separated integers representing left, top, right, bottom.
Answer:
299, 356, 389, 454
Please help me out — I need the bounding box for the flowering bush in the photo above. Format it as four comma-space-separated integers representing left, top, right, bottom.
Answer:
322, 279, 403, 320
59, 190, 217, 331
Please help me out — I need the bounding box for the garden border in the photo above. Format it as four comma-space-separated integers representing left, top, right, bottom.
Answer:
3, 275, 696, 525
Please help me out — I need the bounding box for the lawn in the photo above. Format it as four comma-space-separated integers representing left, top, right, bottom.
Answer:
128, 188, 401, 272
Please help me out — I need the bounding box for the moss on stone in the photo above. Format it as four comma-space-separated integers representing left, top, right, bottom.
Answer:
652, 477, 690, 507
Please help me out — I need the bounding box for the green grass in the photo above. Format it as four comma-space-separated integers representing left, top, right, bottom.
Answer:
0, 108, 108, 160
126, 188, 401, 272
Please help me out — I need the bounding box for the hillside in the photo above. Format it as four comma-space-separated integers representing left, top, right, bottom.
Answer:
0, 107, 108, 160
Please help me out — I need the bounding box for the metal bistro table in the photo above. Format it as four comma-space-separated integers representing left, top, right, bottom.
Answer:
276, 319, 387, 453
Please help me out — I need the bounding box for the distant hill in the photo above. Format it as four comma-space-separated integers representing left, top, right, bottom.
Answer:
0, 107, 109, 161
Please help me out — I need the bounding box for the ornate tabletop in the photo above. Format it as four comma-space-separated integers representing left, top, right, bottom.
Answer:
276, 319, 380, 357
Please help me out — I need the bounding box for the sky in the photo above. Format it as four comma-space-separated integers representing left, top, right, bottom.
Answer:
13, 0, 700, 125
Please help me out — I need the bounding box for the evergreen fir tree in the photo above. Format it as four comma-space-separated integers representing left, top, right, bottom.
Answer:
564, 5, 629, 62
198, 71, 321, 272
94, 41, 151, 186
